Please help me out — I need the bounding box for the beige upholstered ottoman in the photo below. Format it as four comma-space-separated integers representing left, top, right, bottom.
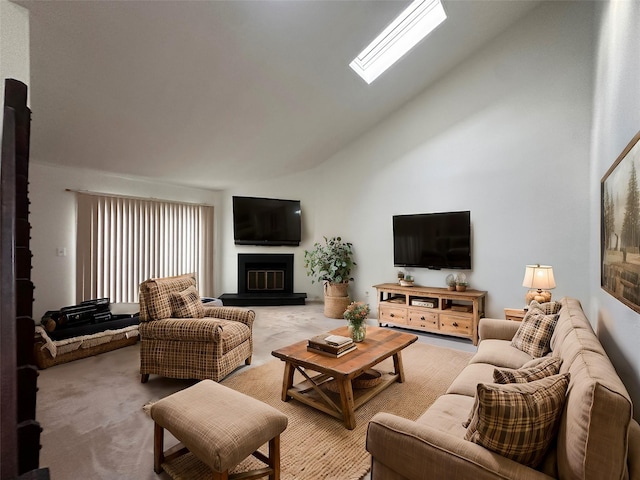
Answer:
150, 379, 288, 480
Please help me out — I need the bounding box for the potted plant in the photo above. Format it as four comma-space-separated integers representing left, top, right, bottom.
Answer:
304, 236, 356, 317
343, 301, 370, 342
400, 274, 414, 287
456, 273, 468, 292
446, 274, 457, 291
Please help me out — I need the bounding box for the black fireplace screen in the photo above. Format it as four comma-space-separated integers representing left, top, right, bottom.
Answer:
247, 270, 285, 291
238, 254, 294, 295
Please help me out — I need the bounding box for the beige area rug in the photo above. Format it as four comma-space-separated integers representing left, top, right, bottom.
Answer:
156, 342, 472, 480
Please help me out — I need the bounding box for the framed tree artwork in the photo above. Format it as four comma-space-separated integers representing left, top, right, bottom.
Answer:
601, 130, 640, 313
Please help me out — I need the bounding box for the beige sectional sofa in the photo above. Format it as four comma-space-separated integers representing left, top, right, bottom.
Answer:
366, 297, 640, 479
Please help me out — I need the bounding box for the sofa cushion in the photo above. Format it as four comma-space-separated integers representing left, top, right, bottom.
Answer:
556, 328, 608, 373
416, 394, 475, 437
169, 285, 205, 318
464, 373, 570, 468
451, 364, 499, 430
550, 297, 587, 352
446, 363, 496, 397
469, 339, 533, 369
511, 311, 558, 358
493, 356, 562, 384
139, 317, 223, 341
139, 318, 250, 348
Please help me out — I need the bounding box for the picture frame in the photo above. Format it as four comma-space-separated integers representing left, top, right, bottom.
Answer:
601, 130, 640, 313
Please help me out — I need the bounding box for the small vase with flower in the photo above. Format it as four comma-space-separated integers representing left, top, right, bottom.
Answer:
344, 301, 370, 342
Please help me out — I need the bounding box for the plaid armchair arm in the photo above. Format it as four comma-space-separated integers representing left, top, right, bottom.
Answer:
202, 306, 255, 329
140, 318, 223, 342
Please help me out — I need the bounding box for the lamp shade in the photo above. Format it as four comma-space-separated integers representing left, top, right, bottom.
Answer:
522, 264, 556, 290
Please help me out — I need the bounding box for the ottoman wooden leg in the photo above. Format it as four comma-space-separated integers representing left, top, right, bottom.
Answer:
154, 422, 164, 474
269, 435, 281, 480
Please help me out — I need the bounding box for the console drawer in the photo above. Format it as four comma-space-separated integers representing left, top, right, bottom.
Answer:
379, 305, 407, 324
408, 310, 438, 329
439, 314, 472, 335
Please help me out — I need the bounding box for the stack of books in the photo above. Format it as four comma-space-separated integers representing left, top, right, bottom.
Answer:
307, 334, 356, 357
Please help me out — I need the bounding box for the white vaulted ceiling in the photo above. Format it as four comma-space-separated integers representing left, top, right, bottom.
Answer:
15, 0, 539, 190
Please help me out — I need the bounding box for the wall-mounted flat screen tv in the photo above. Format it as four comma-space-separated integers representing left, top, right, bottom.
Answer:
393, 211, 471, 269
233, 196, 302, 246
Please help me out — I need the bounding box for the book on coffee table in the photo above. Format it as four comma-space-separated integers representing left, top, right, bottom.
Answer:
324, 334, 352, 346
307, 343, 357, 358
308, 334, 354, 355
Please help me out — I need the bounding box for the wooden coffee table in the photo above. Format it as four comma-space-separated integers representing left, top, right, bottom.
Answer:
271, 326, 418, 430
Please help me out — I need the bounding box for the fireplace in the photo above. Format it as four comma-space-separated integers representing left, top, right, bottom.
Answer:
219, 254, 307, 306
238, 254, 294, 295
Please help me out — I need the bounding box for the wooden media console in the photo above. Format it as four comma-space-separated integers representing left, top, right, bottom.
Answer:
374, 283, 487, 345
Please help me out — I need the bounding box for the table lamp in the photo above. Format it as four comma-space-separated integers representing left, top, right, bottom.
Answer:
522, 264, 556, 305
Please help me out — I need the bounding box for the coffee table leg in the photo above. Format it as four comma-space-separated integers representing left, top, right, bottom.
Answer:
337, 377, 356, 430
282, 362, 295, 401
393, 352, 406, 383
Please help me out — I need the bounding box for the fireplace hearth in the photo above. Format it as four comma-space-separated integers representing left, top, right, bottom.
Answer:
219, 254, 307, 306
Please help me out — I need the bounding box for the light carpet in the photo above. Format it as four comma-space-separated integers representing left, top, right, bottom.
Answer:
156, 342, 472, 480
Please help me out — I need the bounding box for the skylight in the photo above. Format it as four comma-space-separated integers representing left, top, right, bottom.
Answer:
349, 0, 447, 84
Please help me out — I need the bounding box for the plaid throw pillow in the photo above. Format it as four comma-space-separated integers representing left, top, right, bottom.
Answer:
521, 356, 556, 369
494, 356, 562, 384
464, 373, 570, 467
169, 285, 205, 318
529, 300, 561, 315
511, 310, 559, 358
462, 357, 563, 428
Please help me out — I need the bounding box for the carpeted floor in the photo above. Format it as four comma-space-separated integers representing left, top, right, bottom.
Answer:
36, 302, 476, 479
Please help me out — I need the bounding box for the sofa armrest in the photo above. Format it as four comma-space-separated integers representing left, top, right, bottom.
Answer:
478, 318, 521, 342
202, 306, 255, 329
366, 413, 553, 480
139, 318, 223, 342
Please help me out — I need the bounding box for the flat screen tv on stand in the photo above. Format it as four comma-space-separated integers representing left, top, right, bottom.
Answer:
393, 211, 471, 270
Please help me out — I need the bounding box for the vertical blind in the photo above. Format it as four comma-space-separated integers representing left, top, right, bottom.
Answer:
76, 192, 214, 303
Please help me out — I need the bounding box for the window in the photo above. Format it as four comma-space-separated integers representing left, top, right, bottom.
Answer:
75, 192, 214, 303
349, 0, 447, 84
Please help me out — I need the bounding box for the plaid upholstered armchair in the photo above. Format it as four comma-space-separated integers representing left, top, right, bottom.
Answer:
138, 274, 254, 383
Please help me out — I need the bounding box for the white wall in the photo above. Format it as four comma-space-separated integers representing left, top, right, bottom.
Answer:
0, 0, 29, 90
29, 163, 222, 319
590, 0, 640, 420
221, 2, 595, 319
0, 0, 29, 138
